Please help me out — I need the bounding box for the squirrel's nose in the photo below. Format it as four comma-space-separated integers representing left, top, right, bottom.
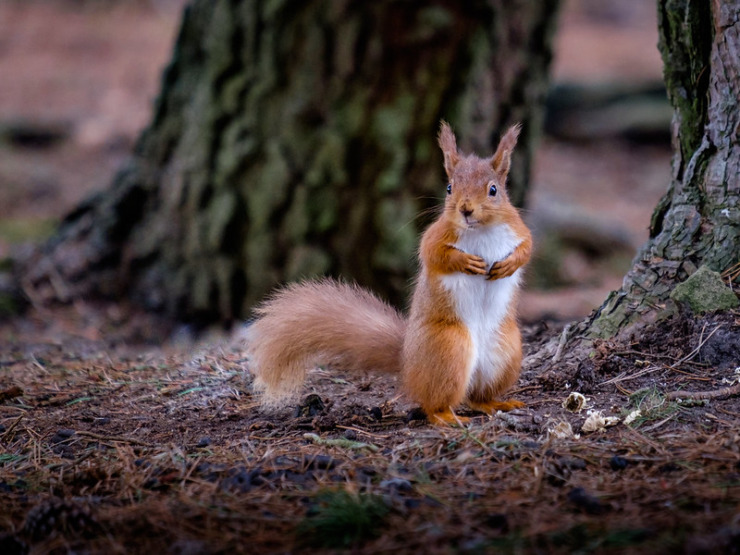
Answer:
460, 206, 473, 218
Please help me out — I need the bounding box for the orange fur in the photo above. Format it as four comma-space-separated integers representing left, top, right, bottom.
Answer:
247, 279, 405, 405
246, 122, 532, 425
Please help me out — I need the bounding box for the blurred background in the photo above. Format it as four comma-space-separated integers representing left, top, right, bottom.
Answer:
0, 0, 671, 325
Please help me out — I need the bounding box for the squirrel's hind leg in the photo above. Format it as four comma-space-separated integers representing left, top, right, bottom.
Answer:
402, 322, 474, 427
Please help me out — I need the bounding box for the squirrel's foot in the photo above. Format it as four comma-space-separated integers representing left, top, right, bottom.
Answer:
468, 399, 525, 414
428, 409, 470, 427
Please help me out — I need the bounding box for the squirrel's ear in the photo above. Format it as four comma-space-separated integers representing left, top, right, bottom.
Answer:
438, 121, 459, 175
490, 123, 521, 179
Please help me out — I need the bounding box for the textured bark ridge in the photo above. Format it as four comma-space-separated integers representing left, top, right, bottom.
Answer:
21, 0, 559, 322
585, 0, 740, 337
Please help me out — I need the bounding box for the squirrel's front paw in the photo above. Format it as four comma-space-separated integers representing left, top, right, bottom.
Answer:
461, 253, 488, 275
487, 258, 518, 280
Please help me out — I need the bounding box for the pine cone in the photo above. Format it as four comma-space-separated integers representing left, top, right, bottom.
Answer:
22, 498, 98, 541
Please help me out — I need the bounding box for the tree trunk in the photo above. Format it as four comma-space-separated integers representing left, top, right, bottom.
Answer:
21, 0, 559, 323
583, 0, 739, 338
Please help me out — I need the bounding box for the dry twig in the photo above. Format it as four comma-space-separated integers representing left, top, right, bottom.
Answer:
665, 383, 740, 401
552, 323, 572, 363
0, 413, 24, 440
75, 430, 153, 447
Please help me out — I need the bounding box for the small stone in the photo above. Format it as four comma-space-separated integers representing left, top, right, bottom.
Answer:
196, 437, 211, 448
380, 478, 413, 493
50, 429, 75, 444
563, 458, 587, 470
609, 455, 629, 471
670, 266, 738, 313
295, 394, 325, 417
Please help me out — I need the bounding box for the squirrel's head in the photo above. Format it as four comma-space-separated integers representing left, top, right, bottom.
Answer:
438, 121, 521, 229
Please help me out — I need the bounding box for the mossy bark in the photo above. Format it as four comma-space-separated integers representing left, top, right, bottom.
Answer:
22, 0, 559, 323
585, 0, 739, 337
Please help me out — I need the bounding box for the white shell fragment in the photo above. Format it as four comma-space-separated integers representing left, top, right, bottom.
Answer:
623, 409, 642, 426
548, 420, 579, 439
581, 410, 621, 433
562, 392, 588, 413
720, 367, 740, 385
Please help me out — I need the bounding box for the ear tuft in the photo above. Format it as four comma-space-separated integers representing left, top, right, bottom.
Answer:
438, 120, 459, 175
490, 123, 521, 178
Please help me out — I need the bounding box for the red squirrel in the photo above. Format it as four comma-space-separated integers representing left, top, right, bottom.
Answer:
246, 122, 532, 426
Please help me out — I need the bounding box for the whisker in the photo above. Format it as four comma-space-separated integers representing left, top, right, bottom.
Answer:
396, 203, 444, 233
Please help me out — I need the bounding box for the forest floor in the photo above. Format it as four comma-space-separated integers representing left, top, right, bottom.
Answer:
0, 304, 738, 553
1, 1, 739, 553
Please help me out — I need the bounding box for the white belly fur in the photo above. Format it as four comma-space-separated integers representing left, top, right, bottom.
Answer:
440, 224, 522, 393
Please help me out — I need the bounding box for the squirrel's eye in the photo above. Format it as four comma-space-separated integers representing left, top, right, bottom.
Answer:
489, 184, 497, 197
446, 183, 452, 195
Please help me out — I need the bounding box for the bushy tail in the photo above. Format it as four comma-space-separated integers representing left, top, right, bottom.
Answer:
245, 279, 406, 406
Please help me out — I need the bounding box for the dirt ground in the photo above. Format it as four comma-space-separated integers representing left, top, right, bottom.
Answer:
1, 0, 739, 553
0, 306, 738, 553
